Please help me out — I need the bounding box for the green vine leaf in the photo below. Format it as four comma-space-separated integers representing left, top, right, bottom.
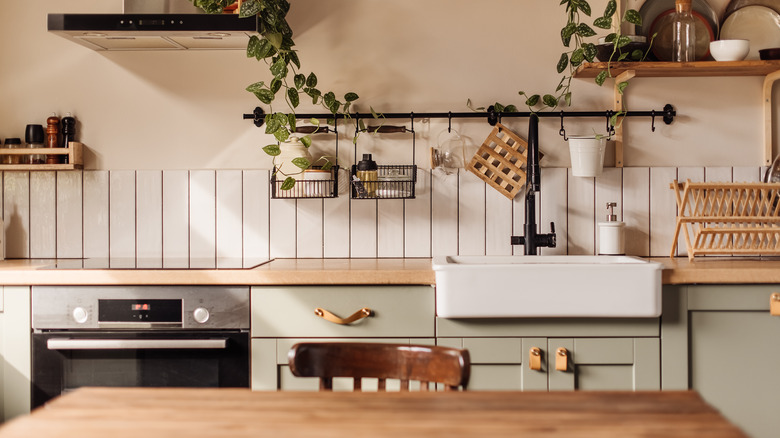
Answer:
556, 53, 569, 73
593, 16, 612, 29
273, 127, 290, 142
288, 51, 300, 69
603, 0, 617, 18
504, 104, 519, 113
270, 57, 288, 78
595, 70, 608, 86
542, 94, 558, 107
287, 113, 296, 132
344, 92, 359, 102
280, 177, 295, 191
240, 0, 261, 17
577, 23, 596, 38
624, 9, 642, 26
617, 81, 629, 94
294, 74, 306, 89
561, 22, 577, 47
300, 135, 312, 147
255, 88, 274, 104
616, 35, 631, 48
246, 81, 265, 93
247, 35, 261, 58
582, 43, 597, 62
524, 94, 540, 106
570, 48, 585, 66
288, 88, 300, 108
604, 32, 617, 43
578, 1, 591, 16
266, 32, 283, 49
292, 157, 310, 169
270, 78, 282, 94
306, 72, 318, 87
262, 144, 281, 156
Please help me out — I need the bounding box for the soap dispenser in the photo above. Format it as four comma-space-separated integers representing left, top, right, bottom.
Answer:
598, 202, 625, 255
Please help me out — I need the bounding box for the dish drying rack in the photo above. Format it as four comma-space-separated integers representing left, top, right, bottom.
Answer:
670, 180, 780, 260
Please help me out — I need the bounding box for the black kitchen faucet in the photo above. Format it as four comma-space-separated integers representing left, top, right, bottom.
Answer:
510, 114, 556, 255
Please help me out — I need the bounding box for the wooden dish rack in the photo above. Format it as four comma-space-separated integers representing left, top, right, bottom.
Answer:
670, 179, 780, 260
466, 122, 528, 200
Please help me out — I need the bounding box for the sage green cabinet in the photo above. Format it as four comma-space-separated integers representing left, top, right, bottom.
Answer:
250, 285, 435, 391
662, 284, 780, 438
0, 287, 31, 422
437, 318, 660, 391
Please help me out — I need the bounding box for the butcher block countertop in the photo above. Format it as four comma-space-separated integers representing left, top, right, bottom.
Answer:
0, 257, 779, 286
0, 387, 745, 438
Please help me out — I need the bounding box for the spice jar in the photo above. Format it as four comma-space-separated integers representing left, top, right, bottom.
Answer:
25, 124, 45, 165
2, 138, 23, 165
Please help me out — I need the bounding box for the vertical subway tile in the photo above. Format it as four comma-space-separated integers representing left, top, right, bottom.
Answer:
56, 171, 83, 259
404, 169, 431, 258
162, 170, 189, 268
350, 199, 377, 258
511, 185, 527, 256
297, 198, 324, 258
30, 171, 56, 258
190, 170, 216, 269
485, 183, 513, 256
595, 168, 622, 254
109, 170, 136, 264
705, 167, 732, 183
242, 170, 270, 267
567, 172, 596, 255
377, 199, 404, 257
3, 172, 30, 258
540, 167, 567, 255
431, 170, 458, 257
649, 167, 678, 257
458, 171, 485, 256
83, 171, 109, 259
136, 170, 163, 268
733, 167, 761, 183
269, 199, 297, 258
216, 170, 243, 268
623, 167, 651, 257
323, 195, 350, 258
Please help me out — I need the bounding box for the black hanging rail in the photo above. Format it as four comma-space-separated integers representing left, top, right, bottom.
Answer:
243, 104, 676, 129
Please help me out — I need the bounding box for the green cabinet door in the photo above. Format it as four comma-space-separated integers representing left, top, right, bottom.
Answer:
685, 285, 780, 438
0, 287, 31, 422
438, 336, 660, 391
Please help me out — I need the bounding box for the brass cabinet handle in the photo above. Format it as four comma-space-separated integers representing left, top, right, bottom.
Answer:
314, 307, 373, 325
555, 347, 569, 372
529, 347, 542, 371
771, 293, 780, 316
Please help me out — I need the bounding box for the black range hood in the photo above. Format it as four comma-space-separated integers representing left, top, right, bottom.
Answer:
47, 13, 258, 51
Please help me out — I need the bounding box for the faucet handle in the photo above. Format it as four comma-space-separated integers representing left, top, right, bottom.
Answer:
549, 222, 556, 234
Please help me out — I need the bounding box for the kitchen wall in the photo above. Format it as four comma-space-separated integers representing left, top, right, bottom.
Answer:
0, 1, 776, 261
0, 165, 763, 263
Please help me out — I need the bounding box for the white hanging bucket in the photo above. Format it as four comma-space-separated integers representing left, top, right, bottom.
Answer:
568, 136, 606, 177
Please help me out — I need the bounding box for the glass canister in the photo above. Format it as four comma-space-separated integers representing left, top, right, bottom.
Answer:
671, 0, 696, 62
356, 153, 378, 197
2, 138, 23, 164
25, 124, 45, 165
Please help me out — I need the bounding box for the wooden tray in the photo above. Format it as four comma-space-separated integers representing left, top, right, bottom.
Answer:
671, 180, 780, 259
466, 123, 528, 200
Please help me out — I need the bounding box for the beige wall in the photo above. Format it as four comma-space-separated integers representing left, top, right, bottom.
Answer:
0, 0, 774, 170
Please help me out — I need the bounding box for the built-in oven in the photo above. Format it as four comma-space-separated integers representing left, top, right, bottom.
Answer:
31, 286, 250, 409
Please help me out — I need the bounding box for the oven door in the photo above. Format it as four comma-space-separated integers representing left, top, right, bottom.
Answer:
31, 330, 249, 409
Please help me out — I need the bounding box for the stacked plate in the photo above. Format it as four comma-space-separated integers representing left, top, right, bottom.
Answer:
720, 0, 780, 59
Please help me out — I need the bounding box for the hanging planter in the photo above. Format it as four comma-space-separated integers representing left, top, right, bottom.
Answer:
568, 135, 606, 177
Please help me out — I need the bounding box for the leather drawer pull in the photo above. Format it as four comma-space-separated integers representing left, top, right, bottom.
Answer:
314, 307, 373, 325
555, 347, 569, 372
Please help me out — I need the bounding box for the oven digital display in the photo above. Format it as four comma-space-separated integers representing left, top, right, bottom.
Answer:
99, 299, 182, 323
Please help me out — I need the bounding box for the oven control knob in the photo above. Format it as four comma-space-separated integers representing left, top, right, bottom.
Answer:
72, 307, 88, 324
193, 307, 210, 324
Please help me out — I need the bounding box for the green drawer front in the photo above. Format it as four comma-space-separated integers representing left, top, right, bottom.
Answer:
687, 284, 780, 311
251, 286, 435, 338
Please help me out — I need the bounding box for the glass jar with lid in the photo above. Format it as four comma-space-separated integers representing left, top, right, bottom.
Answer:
2, 138, 23, 164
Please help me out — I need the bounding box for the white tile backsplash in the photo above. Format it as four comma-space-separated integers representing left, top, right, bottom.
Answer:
0, 166, 764, 263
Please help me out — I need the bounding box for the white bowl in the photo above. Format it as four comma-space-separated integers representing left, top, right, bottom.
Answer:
709, 39, 750, 61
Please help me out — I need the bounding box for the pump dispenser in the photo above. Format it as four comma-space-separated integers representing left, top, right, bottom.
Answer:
598, 202, 625, 255
356, 154, 378, 197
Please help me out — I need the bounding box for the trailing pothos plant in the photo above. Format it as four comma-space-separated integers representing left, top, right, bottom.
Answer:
471, 0, 651, 127
191, 0, 370, 190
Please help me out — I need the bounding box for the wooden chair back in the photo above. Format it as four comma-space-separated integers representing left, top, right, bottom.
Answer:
288, 342, 470, 391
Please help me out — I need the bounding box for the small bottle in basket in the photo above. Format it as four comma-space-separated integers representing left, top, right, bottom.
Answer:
356, 154, 378, 198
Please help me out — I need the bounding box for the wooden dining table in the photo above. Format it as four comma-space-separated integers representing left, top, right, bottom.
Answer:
0, 387, 746, 437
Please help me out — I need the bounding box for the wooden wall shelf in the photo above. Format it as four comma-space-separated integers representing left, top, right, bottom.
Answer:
575, 60, 780, 167
575, 60, 780, 78
0, 142, 83, 170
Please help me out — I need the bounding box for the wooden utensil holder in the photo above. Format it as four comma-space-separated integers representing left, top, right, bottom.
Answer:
670, 179, 780, 259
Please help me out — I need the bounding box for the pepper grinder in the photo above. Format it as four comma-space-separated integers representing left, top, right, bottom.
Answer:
45, 114, 60, 164
61, 113, 76, 164
598, 202, 625, 255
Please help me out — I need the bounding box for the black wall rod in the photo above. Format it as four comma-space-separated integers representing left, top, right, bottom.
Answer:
243, 104, 676, 128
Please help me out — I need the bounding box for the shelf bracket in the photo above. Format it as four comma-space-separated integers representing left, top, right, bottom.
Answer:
763, 69, 780, 165
614, 70, 635, 168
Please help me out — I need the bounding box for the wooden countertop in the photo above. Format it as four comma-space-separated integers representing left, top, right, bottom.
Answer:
0, 387, 745, 438
1, 257, 779, 286
0, 258, 435, 286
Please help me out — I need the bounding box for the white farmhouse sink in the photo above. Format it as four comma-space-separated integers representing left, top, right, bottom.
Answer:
432, 255, 662, 318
